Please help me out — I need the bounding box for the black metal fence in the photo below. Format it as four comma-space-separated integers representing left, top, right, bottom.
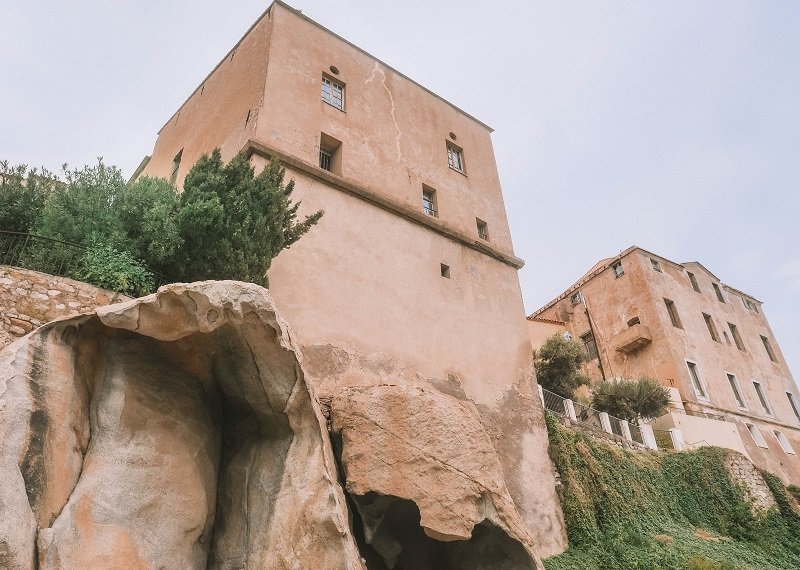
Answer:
0, 230, 86, 279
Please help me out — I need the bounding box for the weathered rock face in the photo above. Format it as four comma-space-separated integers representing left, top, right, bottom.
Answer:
0, 282, 362, 569
331, 385, 544, 570
0, 281, 550, 569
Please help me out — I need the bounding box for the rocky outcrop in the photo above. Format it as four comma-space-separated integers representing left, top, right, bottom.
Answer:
331, 385, 543, 570
0, 281, 548, 569
0, 282, 362, 569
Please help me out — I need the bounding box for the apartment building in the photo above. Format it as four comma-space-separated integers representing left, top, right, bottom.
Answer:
530, 246, 800, 484
133, 1, 565, 556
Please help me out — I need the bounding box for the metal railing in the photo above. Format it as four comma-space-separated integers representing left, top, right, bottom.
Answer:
0, 230, 86, 278
539, 384, 650, 448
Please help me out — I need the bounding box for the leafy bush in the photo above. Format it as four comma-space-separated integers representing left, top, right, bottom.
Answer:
591, 377, 671, 423
0, 161, 59, 232
73, 241, 154, 297
534, 333, 591, 399
543, 411, 800, 570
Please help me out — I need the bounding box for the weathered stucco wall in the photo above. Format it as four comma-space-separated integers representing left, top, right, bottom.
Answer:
0, 266, 129, 350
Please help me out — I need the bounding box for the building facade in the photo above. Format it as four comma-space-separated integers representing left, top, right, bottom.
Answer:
530, 246, 800, 485
135, 1, 565, 556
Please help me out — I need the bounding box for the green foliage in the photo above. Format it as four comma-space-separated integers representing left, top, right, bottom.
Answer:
543, 411, 800, 570
0, 151, 321, 294
591, 377, 671, 423
534, 333, 591, 399
73, 241, 154, 297
176, 149, 322, 285
0, 161, 59, 232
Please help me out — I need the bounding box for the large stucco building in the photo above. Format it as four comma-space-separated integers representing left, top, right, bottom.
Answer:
529, 246, 800, 484
134, 0, 565, 558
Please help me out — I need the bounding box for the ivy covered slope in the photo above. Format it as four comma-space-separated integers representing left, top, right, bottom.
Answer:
543, 412, 800, 570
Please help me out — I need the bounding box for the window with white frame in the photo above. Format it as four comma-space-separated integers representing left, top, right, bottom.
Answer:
446, 141, 465, 173
727, 373, 746, 409
787, 392, 800, 423
321, 75, 345, 110
703, 313, 720, 342
712, 282, 725, 303
746, 423, 769, 448
686, 361, 708, 400
774, 430, 795, 454
612, 261, 624, 278
752, 381, 773, 416
422, 186, 438, 217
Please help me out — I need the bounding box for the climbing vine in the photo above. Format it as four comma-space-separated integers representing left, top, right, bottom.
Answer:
543, 412, 800, 570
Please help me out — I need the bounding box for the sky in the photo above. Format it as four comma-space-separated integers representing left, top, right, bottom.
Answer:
1, 1, 799, 376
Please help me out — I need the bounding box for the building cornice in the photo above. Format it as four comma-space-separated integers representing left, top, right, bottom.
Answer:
244, 139, 524, 270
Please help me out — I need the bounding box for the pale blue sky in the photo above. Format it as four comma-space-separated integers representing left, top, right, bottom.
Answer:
1, 1, 798, 377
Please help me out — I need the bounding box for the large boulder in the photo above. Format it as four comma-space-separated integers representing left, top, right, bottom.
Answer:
0, 281, 363, 570
330, 385, 544, 570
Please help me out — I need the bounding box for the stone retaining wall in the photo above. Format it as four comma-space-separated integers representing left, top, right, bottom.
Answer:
725, 452, 777, 513
0, 265, 130, 349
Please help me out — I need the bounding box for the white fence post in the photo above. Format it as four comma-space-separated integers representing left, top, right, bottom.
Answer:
620, 419, 632, 441
669, 428, 686, 451
640, 424, 658, 450
599, 412, 612, 434
537, 384, 545, 406
564, 399, 578, 422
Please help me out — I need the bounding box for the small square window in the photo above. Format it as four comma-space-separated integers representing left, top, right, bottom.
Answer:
687, 272, 700, 292
612, 261, 624, 278
476, 218, 489, 241
760, 335, 777, 362
446, 141, 465, 173
712, 283, 725, 303
321, 75, 345, 110
746, 423, 769, 448
650, 259, 662, 272
422, 186, 438, 217
664, 299, 682, 328
774, 430, 795, 454
570, 291, 583, 306
743, 297, 759, 313
440, 263, 450, 278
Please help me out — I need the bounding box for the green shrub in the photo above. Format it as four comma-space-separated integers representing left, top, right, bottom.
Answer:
534, 333, 591, 399
73, 241, 154, 297
591, 377, 670, 423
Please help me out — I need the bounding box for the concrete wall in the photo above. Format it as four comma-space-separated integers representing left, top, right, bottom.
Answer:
0, 266, 129, 350
136, 2, 567, 557
651, 412, 750, 457
528, 319, 567, 352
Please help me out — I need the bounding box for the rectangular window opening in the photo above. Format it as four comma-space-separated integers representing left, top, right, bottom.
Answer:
688, 272, 700, 292
761, 335, 777, 362
753, 381, 773, 416
743, 297, 759, 313
422, 186, 438, 217
746, 423, 769, 448
728, 323, 746, 352
580, 331, 598, 360
727, 373, 746, 409
787, 393, 800, 423
703, 313, 720, 342
446, 141, 465, 174
664, 299, 682, 328
476, 218, 489, 241
570, 291, 583, 306
440, 263, 450, 279
713, 283, 725, 303
612, 261, 624, 278
321, 74, 345, 110
319, 132, 342, 174
774, 430, 795, 454
650, 258, 662, 272
686, 361, 707, 399
170, 149, 183, 185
